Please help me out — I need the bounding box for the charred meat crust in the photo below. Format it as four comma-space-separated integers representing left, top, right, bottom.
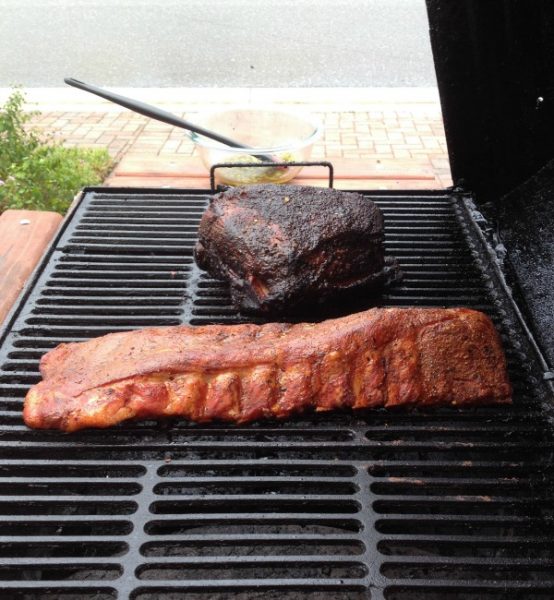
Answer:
194, 184, 398, 314
23, 308, 512, 432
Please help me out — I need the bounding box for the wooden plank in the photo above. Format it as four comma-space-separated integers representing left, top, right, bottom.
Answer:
112, 156, 436, 181
294, 178, 443, 190
0, 210, 63, 325
105, 175, 210, 188
106, 174, 441, 191
112, 156, 207, 178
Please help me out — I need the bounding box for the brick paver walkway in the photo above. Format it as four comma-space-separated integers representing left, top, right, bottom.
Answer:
23, 88, 452, 188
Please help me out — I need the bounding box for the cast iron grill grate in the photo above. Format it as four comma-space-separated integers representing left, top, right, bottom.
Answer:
0, 188, 552, 600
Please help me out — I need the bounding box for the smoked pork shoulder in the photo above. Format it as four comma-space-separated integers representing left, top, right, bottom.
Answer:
194, 184, 398, 315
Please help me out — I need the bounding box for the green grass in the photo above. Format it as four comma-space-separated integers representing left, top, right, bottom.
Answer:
0, 90, 114, 214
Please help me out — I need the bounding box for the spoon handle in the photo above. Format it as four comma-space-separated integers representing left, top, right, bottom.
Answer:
64, 77, 247, 149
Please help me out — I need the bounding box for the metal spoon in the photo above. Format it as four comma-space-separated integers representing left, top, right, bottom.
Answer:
64, 77, 275, 161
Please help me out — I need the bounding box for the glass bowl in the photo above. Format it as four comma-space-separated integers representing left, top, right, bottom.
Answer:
188, 107, 323, 186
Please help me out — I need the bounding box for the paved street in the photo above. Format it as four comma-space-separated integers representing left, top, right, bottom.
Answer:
0, 0, 435, 87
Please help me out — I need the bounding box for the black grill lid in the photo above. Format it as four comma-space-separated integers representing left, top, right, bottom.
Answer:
426, 0, 554, 200
0, 188, 553, 599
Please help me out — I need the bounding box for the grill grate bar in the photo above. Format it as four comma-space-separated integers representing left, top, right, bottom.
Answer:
57, 256, 192, 262
80, 217, 205, 224
36, 298, 185, 305
69, 234, 200, 242
76, 224, 201, 231
31, 307, 184, 316
0, 457, 545, 470
0, 514, 135, 522
24, 317, 184, 326
134, 556, 367, 566
2, 438, 552, 450
0, 476, 145, 484
383, 579, 554, 590
0, 582, 120, 591
145, 512, 365, 521
124, 580, 369, 591
0, 494, 141, 502
0, 536, 131, 544
50, 271, 189, 279
372, 495, 554, 507
375, 513, 550, 525
142, 533, 362, 542
380, 555, 554, 567
377, 531, 554, 543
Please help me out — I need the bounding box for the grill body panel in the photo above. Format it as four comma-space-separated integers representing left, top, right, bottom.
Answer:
0, 188, 552, 600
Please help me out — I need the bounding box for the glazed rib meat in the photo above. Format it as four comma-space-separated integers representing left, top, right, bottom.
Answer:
24, 308, 511, 432
194, 184, 398, 314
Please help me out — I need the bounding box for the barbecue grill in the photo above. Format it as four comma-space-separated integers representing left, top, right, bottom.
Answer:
0, 186, 552, 599
2, 2, 554, 599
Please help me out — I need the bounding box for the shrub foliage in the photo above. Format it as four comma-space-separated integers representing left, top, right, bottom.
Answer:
0, 90, 113, 214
